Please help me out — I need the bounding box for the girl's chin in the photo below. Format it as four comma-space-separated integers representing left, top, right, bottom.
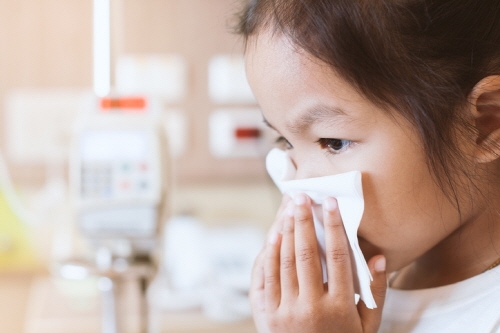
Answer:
358, 236, 382, 262
358, 237, 409, 273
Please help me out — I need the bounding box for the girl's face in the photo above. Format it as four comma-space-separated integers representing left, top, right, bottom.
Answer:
245, 31, 472, 273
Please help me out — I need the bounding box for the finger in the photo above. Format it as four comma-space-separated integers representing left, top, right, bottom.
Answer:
264, 229, 282, 311
267, 194, 292, 243
262, 197, 289, 310
276, 194, 292, 218
250, 249, 266, 311
359, 255, 387, 331
251, 248, 266, 291
280, 201, 299, 300
293, 193, 324, 296
323, 197, 355, 299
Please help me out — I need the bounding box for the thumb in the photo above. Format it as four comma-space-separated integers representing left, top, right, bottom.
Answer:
358, 255, 388, 332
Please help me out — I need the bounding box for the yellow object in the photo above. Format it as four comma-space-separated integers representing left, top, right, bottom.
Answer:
0, 191, 38, 271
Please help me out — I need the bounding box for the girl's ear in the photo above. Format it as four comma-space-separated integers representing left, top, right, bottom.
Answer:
469, 75, 500, 163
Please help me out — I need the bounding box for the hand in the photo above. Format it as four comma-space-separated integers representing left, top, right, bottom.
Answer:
250, 194, 388, 333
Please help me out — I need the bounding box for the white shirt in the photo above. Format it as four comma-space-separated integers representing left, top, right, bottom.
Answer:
379, 265, 500, 333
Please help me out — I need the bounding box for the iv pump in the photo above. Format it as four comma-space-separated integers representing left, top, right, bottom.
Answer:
59, 96, 169, 333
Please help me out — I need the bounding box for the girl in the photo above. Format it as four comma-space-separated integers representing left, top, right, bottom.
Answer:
237, 1, 500, 332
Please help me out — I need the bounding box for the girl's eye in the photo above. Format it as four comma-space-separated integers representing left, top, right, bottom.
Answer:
317, 138, 353, 153
275, 136, 293, 150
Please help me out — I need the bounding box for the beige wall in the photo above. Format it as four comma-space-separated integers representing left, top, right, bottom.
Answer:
0, 0, 93, 89
0, 0, 270, 186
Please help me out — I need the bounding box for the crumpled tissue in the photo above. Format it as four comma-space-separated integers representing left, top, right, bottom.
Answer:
266, 148, 376, 309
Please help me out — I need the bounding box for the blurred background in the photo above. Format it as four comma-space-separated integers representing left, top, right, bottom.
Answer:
0, 1, 280, 332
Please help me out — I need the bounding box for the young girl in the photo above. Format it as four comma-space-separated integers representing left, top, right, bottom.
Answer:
236, 1, 500, 332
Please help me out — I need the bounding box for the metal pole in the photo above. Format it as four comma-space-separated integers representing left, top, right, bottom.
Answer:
98, 277, 120, 333
93, 0, 111, 97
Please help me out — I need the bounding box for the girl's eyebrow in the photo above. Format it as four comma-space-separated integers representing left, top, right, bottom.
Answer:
263, 104, 352, 134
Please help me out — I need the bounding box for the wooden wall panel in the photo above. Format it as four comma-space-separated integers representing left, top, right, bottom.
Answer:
0, 0, 92, 186
0, 0, 92, 89
118, 0, 267, 184
0, 0, 269, 187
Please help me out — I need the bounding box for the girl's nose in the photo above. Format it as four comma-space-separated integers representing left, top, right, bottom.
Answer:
291, 155, 322, 180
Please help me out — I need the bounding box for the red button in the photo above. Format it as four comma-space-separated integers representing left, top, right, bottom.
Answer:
100, 97, 147, 111
235, 128, 261, 139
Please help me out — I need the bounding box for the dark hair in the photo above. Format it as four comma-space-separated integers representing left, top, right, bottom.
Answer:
236, 0, 500, 204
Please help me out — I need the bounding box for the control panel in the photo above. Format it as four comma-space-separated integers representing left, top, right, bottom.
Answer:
70, 96, 166, 245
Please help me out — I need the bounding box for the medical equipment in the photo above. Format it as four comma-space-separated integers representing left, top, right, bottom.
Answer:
147, 216, 264, 328
58, 95, 169, 333
71, 96, 167, 253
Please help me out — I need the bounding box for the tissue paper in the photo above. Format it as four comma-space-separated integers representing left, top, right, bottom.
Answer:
266, 148, 376, 309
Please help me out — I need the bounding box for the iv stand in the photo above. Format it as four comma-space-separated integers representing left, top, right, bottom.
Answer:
56, 2, 157, 333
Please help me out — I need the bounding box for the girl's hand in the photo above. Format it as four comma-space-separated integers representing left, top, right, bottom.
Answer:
251, 194, 388, 333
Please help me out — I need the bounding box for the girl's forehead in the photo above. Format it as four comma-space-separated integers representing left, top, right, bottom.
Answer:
246, 30, 415, 138
246, 34, 382, 124
246, 31, 363, 99
245, 33, 303, 86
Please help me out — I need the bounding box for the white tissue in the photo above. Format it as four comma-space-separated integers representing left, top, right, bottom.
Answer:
266, 148, 376, 309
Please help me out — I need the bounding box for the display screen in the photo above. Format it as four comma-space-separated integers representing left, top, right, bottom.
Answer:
80, 130, 149, 161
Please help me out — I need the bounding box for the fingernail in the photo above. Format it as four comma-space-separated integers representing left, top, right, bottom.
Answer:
293, 193, 307, 206
374, 256, 386, 272
269, 231, 279, 245
323, 197, 337, 212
